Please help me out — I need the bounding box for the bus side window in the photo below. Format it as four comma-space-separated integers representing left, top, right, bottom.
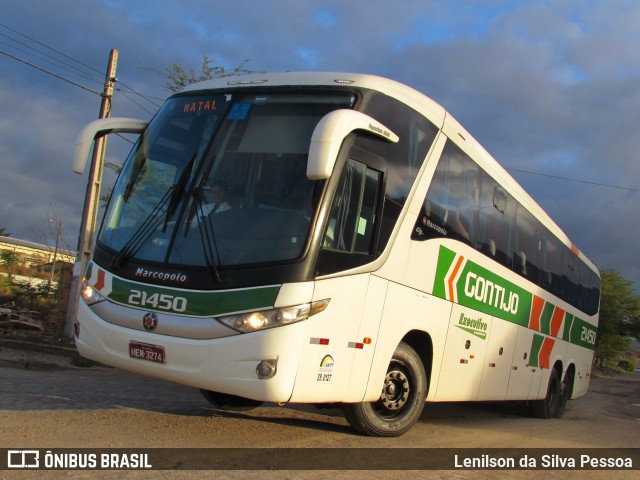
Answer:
563, 250, 579, 306
541, 232, 563, 297
412, 141, 478, 246
357, 92, 438, 251
477, 179, 514, 269
323, 159, 381, 255
579, 262, 600, 315
514, 205, 541, 284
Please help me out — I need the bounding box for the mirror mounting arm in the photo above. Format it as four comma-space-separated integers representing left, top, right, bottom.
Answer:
72, 117, 149, 174
307, 109, 399, 180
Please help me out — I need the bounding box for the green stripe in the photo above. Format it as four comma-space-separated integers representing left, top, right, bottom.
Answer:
85, 262, 94, 279
433, 246, 456, 299
434, 245, 596, 351
540, 302, 555, 336
529, 334, 545, 368
455, 324, 487, 340
451, 250, 532, 327
567, 316, 597, 349
563, 313, 574, 341
108, 277, 280, 317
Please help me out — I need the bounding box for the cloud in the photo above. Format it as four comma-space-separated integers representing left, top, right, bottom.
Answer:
1, 0, 640, 290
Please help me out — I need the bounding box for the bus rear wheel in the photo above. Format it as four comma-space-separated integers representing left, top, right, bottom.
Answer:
199, 389, 263, 412
555, 370, 573, 418
342, 342, 427, 437
531, 368, 561, 419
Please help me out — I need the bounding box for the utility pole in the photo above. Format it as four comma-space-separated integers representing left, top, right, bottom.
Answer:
49, 220, 63, 287
64, 49, 118, 339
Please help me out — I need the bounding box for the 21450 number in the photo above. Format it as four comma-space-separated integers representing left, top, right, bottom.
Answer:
128, 289, 187, 313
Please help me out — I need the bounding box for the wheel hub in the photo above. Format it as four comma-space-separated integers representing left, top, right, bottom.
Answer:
379, 369, 410, 411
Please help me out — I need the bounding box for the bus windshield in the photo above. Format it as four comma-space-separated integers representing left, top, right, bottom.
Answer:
98, 91, 355, 269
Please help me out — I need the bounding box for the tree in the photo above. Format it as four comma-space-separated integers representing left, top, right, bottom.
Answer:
594, 269, 640, 367
158, 55, 256, 93
599, 269, 640, 340
0, 250, 21, 267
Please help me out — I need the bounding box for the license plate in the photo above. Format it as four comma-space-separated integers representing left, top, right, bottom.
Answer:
129, 341, 165, 364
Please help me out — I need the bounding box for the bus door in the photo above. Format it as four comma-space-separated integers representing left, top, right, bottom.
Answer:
290, 146, 388, 403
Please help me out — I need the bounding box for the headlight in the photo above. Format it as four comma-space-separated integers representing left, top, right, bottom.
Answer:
218, 299, 329, 333
80, 279, 106, 305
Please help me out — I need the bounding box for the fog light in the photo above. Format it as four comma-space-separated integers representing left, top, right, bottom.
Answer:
256, 359, 277, 379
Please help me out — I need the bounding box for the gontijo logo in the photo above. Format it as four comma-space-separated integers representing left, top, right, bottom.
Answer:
464, 271, 519, 315
434, 245, 597, 351
435, 247, 531, 326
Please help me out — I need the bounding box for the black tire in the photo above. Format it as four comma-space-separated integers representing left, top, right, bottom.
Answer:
531, 369, 561, 419
199, 389, 263, 412
342, 342, 427, 437
555, 370, 573, 418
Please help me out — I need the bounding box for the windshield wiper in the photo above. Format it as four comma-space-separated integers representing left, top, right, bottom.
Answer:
122, 147, 146, 202
163, 153, 196, 231
110, 153, 197, 269
110, 187, 173, 269
185, 186, 224, 284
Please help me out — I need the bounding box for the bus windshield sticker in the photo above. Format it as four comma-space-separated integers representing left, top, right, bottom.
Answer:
228, 103, 251, 120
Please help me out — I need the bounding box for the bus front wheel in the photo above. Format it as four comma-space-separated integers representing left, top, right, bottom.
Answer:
342, 342, 427, 437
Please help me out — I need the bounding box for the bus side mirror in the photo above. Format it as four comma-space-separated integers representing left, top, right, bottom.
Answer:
72, 117, 149, 174
307, 109, 399, 180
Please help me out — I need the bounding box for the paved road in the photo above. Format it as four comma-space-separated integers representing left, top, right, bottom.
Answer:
0, 347, 639, 479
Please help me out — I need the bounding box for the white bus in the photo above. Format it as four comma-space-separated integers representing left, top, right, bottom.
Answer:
73, 72, 599, 436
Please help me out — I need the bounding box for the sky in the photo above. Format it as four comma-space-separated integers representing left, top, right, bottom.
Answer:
1, 0, 639, 289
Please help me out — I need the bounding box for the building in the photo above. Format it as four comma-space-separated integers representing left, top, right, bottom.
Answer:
0, 235, 75, 268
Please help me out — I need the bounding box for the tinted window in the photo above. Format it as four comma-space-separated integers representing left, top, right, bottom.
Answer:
477, 180, 514, 269
514, 204, 541, 284
541, 231, 563, 297
356, 92, 438, 250
323, 159, 381, 255
412, 141, 479, 246
412, 138, 600, 315
563, 250, 579, 307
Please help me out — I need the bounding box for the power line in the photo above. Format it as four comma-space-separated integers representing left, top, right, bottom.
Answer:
0, 48, 102, 96
116, 82, 163, 109
0, 23, 163, 114
506, 167, 640, 193
0, 32, 102, 84
117, 90, 157, 115
0, 22, 103, 76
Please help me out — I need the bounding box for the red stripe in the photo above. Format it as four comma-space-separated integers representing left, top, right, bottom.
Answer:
448, 256, 465, 302
530, 295, 544, 332
550, 307, 565, 337
539, 338, 555, 369
94, 269, 105, 291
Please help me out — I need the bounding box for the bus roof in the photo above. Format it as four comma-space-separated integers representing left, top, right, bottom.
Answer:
178, 72, 598, 275
178, 71, 447, 127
